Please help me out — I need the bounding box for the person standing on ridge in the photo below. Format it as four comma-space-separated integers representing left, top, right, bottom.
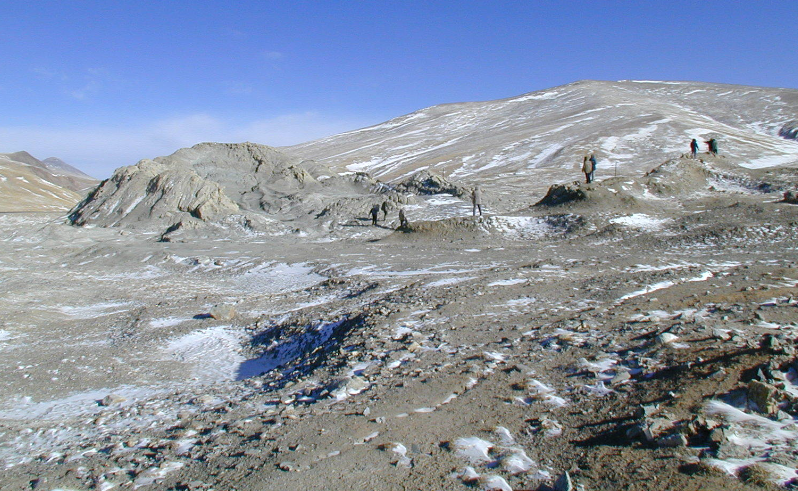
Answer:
370, 204, 380, 226
381, 201, 389, 221
398, 208, 409, 229
705, 138, 718, 156
582, 155, 594, 184
690, 139, 698, 158
471, 186, 483, 217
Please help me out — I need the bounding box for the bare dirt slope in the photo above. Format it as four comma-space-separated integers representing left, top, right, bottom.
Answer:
283, 80, 798, 187
0, 152, 97, 213
1, 154, 798, 490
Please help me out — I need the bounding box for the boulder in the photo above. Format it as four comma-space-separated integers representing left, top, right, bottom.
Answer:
209, 304, 237, 321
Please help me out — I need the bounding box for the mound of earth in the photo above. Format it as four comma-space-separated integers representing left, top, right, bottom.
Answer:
535, 156, 785, 212
534, 179, 643, 210
68, 143, 411, 237
393, 169, 470, 198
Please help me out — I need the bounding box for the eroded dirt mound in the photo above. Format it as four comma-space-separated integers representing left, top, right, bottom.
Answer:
68, 143, 408, 236
534, 179, 642, 210
535, 156, 784, 212
393, 169, 470, 198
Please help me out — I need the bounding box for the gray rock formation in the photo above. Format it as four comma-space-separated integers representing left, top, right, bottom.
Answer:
779, 120, 798, 140
68, 142, 402, 235
393, 169, 469, 198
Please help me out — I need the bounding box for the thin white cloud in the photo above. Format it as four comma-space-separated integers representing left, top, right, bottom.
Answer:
0, 112, 372, 178
32, 67, 117, 101
263, 51, 283, 60
222, 81, 255, 95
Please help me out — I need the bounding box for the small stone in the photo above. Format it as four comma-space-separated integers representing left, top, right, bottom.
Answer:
747, 380, 779, 415
209, 304, 237, 321
711, 329, 731, 341
345, 377, 369, 395
611, 370, 631, 385
100, 394, 126, 406
655, 333, 679, 345
278, 461, 300, 472
708, 427, 726, 444
657, 433, 687, 447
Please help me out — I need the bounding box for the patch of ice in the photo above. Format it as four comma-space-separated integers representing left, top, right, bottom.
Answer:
494, 426, 515, 445
237, 262, 324, 294
454, 437, 494, 464
57, 301, 135, 320
583, 381, 614, 396
426, 276, 476, 288
480, 475, 512, 491
487, 216, 550, 239
609, 214, 669, 231
166, 326, 245, 382
501, 449, 535, 474
488, 278, 526, 287
133, 461, 184, 488
505, 297, 536, 307
148, 317, 190, 329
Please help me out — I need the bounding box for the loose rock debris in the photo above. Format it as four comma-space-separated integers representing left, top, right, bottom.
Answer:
2, 155, 798, 490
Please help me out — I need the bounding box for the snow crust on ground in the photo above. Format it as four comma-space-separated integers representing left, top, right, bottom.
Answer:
165, 325, 245, 383
609, 214, 670, 231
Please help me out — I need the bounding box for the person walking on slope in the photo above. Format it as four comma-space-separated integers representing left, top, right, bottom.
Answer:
370, 204, 380, 226
381, 201, 390, 221
582, 155, 594, 184
690, 139, 698, 158
705, 138, 718, 156
471, 186, 483, 217
398, 208, 409, 229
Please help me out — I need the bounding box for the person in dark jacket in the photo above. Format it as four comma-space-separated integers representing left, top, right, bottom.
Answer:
705, 138, 718, 155
381, 201, 389, 220
690, 139, 698, 158
471, 186, 483, 216
370, 204, 380, 226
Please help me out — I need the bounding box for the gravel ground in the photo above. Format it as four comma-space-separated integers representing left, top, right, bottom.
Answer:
1, 159, 798, 490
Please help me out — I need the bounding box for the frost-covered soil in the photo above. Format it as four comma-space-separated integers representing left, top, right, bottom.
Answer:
2, 167, 798, 490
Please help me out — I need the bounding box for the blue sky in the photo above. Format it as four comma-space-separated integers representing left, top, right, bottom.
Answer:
2, 1, 796, 178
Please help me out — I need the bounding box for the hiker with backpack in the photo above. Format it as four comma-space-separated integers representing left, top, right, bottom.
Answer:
582, 155, 594, 184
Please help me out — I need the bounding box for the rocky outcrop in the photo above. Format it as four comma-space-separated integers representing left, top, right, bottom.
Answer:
779, 120, 798, 140
67, 142, 410, 235
393, 170, 469, 198
69, 159, 239, 228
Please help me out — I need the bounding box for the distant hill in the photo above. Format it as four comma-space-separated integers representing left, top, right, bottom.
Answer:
282, 80, 798, 189
41, 157, 96, 182
0, 152, 98, 212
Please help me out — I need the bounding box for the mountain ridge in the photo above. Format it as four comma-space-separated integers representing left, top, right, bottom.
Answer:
0, 152, 98, 212
282, 79, 798, 187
